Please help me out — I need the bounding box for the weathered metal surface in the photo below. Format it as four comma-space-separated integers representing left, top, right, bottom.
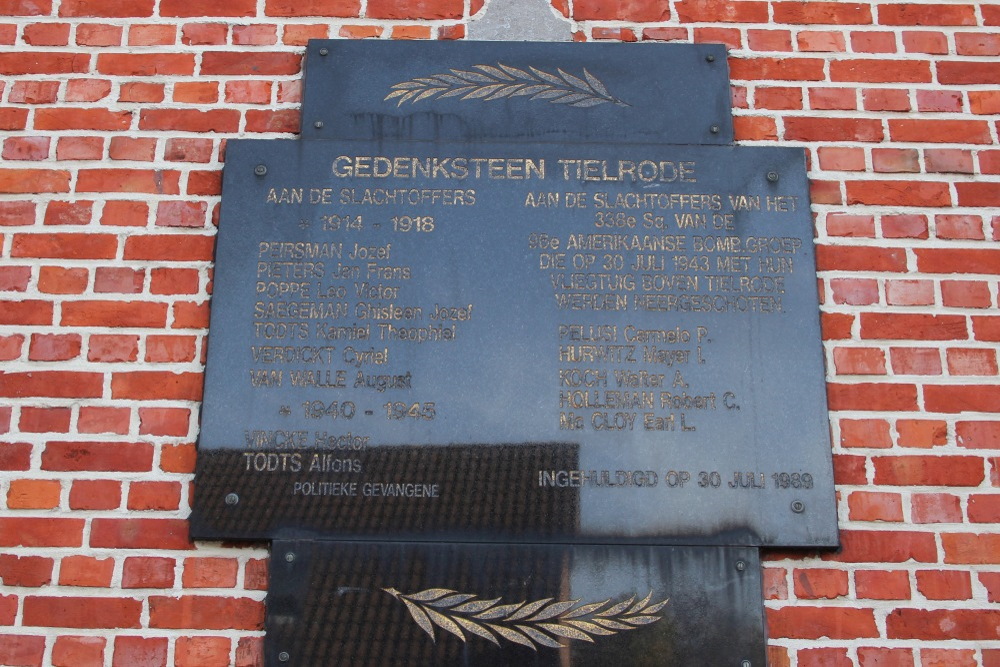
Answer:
266, 541, 766, 666
191, 138, 837, 547
299, 41, 733, 145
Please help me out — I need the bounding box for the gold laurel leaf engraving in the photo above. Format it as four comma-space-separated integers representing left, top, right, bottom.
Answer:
386, 589, 666, 649
384, 63, 628, 108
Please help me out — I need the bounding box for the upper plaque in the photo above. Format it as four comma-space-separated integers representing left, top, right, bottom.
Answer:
299, 41, 733, 144
191, 138, 837, 547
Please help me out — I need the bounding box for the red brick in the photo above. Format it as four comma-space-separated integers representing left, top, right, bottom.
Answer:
52, 636, 105, 667
755, 87, 803, 111
245, 558, 268, 590
0, 555, 53, 587
23, 595, 140, 628
111, 371, 203, 400
119, 81, 164, 103
87, 334, 139, 362
162, 0, 254, 15
123, 556, 175, 589
936, 214, 984, 240
56, 136, 103, 160
245, 109, 300, 133
188, 170, 222, 195
872, 148, 920, 173
944, 533, 1000, 564
855, 570, 910, 600
848, 491, 903, 521
6, 479, 60, 509
676, 0, 767, 22
109, 137, 156, 161
34, 108, 130, 132
888, 608, 1000, 640
974, 316, 1000, 342
173, 81, 219, 104
858, 647, 914, 667
730, 56, 825, 81
762, 567, 787, 600
91, 518, 193, 550
831, 58, 931, 83
817, 246, 907, 272
338, 24, 383, 39
62, 301, 167, 328
0, 635, 45, 667
59, 555, 114, 587
825, 530, 937, 563
76, 23, 122, 46
0, 518, 83, 547
840, 419, 892, 448
101, 200, 148, 227
874, 455, 984, 486
925, 385, 1000, 413
235, 637, 263, 667
36, 267, 85, 294
23, 21, 69, 45
43, 200, 92, 226
60, 0, 153, 16
885, 280, 934, 306
127, 24, 175, 45
917, 89, 962, 112
0, 0, 53, 14
861, 314, 967, 340
957, 421, 1000, 449
891, 348, 943, 375
224, 80, 271, 104
864, 88, 910, 111
9, 80, 59, 104
922, 649, 977, 667
0, 371, 101, 398
889, 119, 991, 144
150, 595, 263, 630
0, 168, 71, 193
956, 183, 1000, 207
127, 481, 181, 511
798, 30, 846, 52
69, 480, 121, 510
915, 570, 971, 600
0, 201, 34, 226
77, 169, 180, 195
912, 493, 963, 523
942, 281, 992, 309
0, 442, 31, 471
111, 636, 167, 667
0, 52, 89, 75
0, 300, 52, 325
165, 138, 214, 163
283, 24, 330, 45
65, 78, 112, 102
825, 213, 874, 237
161, 443, 196, 473
18, 406, 71, 432
897, 419, 947, 448
970, 91, 1000, 115
799, 648, 852, 667
833, 347, 885, 375
124, 234, 214, 261
878, 3, 976, 26
183, 557, 238, 588
938, 61, 1000, 85
3, 136, 49, 161
732, 116, 777, 141
175, 636, 230, 667
173, 301, 210, 328
232, 24, 276, 44
139, 407, 191, 436
773, 1, 871, 24
138, 108, 238, 133
181, 22, 228, 44
263, 0, 359, 16
925, 149, 974, 174
43, 441, 153, 472
200, 51, 301, 76
881, 214, 928, 239
789, 116, 882, 141
915, 249, 1000, 276
767, 606, 878, 639
13, 232, 116, 260
902, 30, 948, 54
827, 383, 918, 411
848, 180, 951, 206
0, 265, 30, 291
94, 267, 144, 294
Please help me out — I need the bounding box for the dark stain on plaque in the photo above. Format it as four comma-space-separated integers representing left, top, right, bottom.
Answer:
265, 541, 766, 666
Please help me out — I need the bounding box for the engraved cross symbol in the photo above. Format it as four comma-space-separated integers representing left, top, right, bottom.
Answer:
279, 405, 291, 416
298, 219, 310, 229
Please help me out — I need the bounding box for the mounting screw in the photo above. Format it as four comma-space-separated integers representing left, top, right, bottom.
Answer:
710, 125, 720, 134
791, 500, 805, 513
706, 54, 715, 62
318, 47, 329, 56
767, 171, 779, 182
278, 651, 290, 662
742, 661, 752, 667
285, 551, 296, 563
224, 493, 239, 506
735, 560, 746, 572
253, 164, 267, 177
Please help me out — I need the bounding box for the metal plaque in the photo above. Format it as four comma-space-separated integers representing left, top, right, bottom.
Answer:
191, 138, 837, 547
266, 540, 765, 666
299, 41, 733, 145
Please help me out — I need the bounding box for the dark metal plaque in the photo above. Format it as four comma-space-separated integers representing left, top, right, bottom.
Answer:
191, 138, 837, 547
300, 41, 733, 145
266, 541, 765, 666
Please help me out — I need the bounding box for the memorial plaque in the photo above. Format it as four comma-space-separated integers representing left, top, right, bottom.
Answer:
266, 540, 765, 666
299, 41, 733, 145
191, 138, 836, 547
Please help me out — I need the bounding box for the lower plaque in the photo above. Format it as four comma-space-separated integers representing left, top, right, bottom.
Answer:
266, 540, 765, 666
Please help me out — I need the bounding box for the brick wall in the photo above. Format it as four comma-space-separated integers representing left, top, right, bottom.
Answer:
0, 0, 997, 665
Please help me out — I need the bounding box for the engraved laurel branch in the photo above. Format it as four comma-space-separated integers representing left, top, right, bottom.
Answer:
384, 63, 630, 108
383, 587, 667, 649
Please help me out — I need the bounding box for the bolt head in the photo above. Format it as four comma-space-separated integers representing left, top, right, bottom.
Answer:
278, 651, 290, 662
735, 560, 746, 571
319, 48, 329, 56
224, 493, 239, 506
253, 164, 267, 177
285, 552, 296, 563
706, 54, 715, 62
767, 171, 779, 182
710, 125, 720, 134
314, 120, 324, 129
791, 500, 805, 513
